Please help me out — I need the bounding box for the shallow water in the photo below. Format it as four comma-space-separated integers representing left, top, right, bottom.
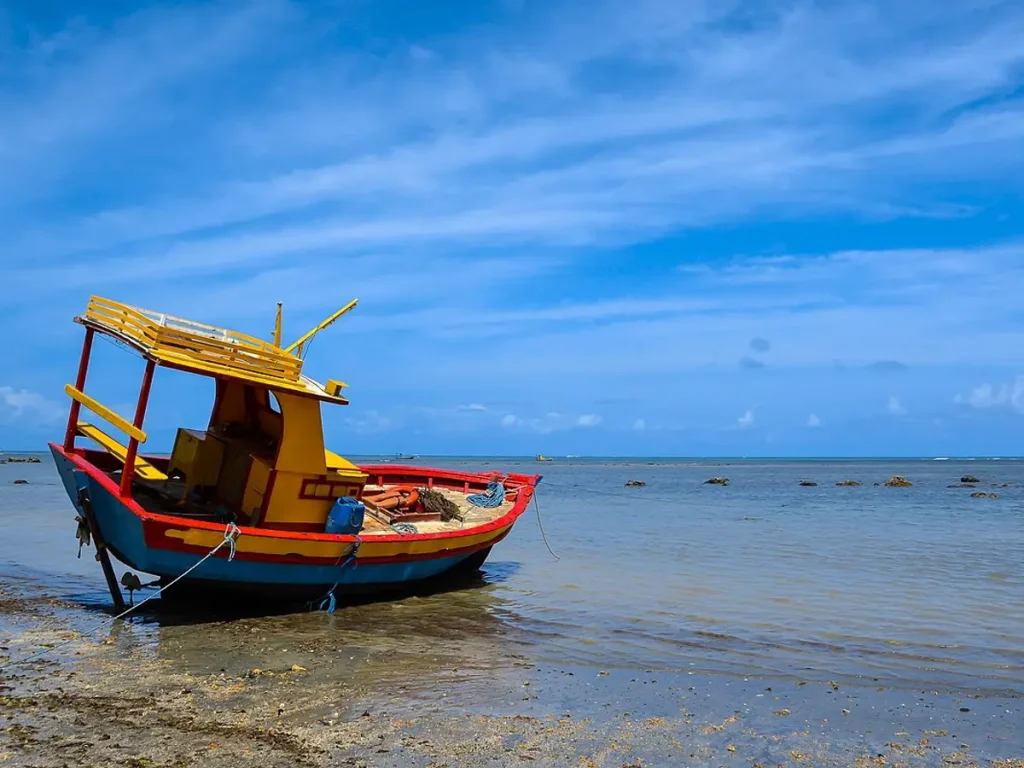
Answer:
2, 454, 1023, 697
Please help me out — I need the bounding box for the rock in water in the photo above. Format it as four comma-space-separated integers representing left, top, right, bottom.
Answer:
12, 479, 28, 485
961, 475, 981, 484
835, 480, 861, 487
624, 480, 646, 487
884, 476, 913, 487
971, 492, 999, 499
705, 477, 729, 486
799, 480, 818, 487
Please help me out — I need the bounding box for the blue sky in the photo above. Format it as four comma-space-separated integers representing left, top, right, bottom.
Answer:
2, 0, 1024, 457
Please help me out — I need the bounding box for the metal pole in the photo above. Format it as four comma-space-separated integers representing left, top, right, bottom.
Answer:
119, 359, 156, 498
63, 328, 95, 451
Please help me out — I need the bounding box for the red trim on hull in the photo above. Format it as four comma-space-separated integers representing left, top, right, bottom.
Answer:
140, 522, 510, 566
51, 444, 539, 561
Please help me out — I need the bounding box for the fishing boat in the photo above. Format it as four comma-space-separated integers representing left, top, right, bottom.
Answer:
536, 454, 553, 462
49, 296, 540, 610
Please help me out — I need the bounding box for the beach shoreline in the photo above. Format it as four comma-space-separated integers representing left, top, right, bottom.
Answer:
1, 579, 1022, 768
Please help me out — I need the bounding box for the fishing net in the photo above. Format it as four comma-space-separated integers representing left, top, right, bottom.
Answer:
418, 487, 464, 523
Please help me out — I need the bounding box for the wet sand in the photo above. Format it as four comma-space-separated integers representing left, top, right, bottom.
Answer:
1, 581, 1022, 768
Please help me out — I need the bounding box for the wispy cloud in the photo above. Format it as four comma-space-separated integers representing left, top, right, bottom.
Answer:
737, 409, 755, 429
1, 0, 1023, 456
807, 413, 822, 428
887, 395, 907, 416
0, 386, 63, 424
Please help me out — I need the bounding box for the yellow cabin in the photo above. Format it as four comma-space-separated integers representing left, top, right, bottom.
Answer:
70, 295, 366, 532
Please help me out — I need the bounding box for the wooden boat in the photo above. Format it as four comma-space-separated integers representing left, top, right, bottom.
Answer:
49, 296, 540, 610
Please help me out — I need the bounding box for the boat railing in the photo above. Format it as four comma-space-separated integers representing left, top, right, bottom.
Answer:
83, 296, 303, 383
64, 385, 147, 445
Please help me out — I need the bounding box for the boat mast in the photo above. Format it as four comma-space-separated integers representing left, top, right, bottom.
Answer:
284, 299, 358, 358
273, 302, 283, 347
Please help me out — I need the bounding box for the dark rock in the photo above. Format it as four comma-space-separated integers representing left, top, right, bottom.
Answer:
12, 479, 28, 485
799, 481, 818, 487
884, 476, 913, 487
624, 480, 646, 487
948, 483, 977, 488
704, 477, 729, 486
835, 480, 861, 486
970, 492, 999, 499
960, 475, 981, 484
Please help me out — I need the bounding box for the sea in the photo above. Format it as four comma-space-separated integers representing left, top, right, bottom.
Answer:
2, 453, 1024, 764
1, 453, 1021, 693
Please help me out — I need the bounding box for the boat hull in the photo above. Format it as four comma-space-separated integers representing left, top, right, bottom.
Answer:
50, 444, 535, 603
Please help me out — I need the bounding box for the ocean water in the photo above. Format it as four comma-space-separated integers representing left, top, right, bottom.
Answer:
1, 453, 1023, 695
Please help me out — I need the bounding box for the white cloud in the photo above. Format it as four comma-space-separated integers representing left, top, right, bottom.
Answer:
458, 403, 488, 411
3, 1, 1024, 457
737, 409, 755, 429
576, 414, 602, 427
0, 386, 64, 423
887, 395, 906, 416
501, 414, 519, 427
807, 413, 822, 427
633, 418, 646, 430
955, 377, 1024, 413
6, 0, 1024, 288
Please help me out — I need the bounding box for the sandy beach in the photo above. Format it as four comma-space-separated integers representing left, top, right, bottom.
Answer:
2, 575, 1022, 768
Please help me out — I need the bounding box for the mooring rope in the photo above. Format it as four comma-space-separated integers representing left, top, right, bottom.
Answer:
532, 490, 560, 560
0, 523, 241, 672
315, 536, 362, 615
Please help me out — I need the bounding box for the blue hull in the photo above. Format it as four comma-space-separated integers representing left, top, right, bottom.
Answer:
50, 447, 492, 601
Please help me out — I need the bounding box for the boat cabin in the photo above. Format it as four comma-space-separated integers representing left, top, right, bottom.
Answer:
62, 296, 367, 532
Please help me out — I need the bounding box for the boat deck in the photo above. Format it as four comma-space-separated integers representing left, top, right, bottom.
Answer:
127, 476, 515, 536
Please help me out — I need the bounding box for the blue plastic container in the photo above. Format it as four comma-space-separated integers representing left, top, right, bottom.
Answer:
325, 496, 365, 535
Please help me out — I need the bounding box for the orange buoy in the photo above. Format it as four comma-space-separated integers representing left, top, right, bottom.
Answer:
363, 486, 419, 511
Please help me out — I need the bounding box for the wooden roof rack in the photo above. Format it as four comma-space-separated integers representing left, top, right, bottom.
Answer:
77, 296, 350, 402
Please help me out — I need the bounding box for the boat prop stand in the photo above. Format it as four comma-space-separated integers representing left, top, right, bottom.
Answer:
76, 488, 126, 611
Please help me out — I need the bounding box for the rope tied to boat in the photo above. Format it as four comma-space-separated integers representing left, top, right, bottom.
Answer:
316, 536, 361, 615
467, 480, 506, 508
224, 522, 240, 561
0, 522, 242, 672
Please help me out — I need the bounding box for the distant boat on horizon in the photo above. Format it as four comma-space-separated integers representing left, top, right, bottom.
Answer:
536, 454, 553, 462
395, 453, 418, 460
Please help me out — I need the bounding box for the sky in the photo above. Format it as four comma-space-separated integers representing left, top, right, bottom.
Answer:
1, 0, 1024, 457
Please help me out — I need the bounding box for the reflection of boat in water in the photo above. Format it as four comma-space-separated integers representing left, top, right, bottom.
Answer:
49, 295, 541, 610
536, 455, 553, 462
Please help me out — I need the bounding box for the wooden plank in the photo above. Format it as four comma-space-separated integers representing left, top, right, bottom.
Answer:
76, 422, 167, 481
64, 385, 147, 443
153, 349, 312, 392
